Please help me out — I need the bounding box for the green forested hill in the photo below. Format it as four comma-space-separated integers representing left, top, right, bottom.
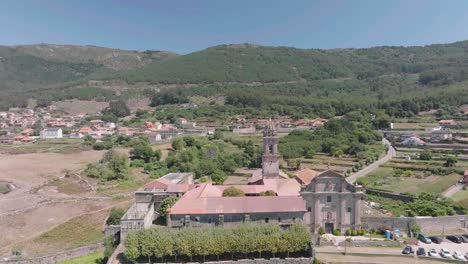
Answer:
1, 41, 468, 117
114, 41, 468, 85
0, 44, 178, 92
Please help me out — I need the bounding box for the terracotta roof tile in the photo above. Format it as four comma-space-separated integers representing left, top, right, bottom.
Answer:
295, 168, 319, 185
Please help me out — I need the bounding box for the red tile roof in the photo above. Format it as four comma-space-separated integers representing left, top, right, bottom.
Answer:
169, 183, 304, 215
295, 168, 319, 185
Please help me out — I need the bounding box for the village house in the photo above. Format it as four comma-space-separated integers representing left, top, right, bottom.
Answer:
402, 136, 426, 146
233, 126, 256, 134
40, 127, 63, 139
431, 129, 452, 143
439, 119, 457, 127
21, 128, 34, 136
176, 118, 196, 129
146, 132, 162, 143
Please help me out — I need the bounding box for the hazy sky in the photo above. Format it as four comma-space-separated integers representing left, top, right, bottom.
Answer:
2, 0, 468, 54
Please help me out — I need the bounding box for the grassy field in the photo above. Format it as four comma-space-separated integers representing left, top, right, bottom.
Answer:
392, 122, 438, 130
22, 210, 108, 256
359, 166, 461, 195
0, 139, 83, 154
452, 189, 468, 209
57, 251, 104, 264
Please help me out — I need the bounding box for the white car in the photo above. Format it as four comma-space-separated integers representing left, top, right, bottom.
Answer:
440, 248, 452, 259
453, 251, 465, 260
428, 248, 438, 257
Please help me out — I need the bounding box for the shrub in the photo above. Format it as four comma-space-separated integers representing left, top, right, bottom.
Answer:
130, 159, 145, 168
222, 186, 245, 197
419, 150, 432, 160
332, 229, 341, 236
158, 196, 179, 218
410, 223, 421, 236
318, 226, 325, 235
403, 170, 413, 177
107, 207, 126, 225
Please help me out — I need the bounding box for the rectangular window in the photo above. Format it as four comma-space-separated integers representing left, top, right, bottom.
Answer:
327, 196, 331, 203
347, 207, 352, 213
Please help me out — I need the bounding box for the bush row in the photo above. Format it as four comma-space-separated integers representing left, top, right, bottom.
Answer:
125, 224, 310, 262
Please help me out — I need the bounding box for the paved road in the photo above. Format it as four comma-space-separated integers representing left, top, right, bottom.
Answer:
346, 138, 396, 184
441, 183, 464, 198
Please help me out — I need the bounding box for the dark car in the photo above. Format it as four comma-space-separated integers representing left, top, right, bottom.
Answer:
458, 235, 468, 243
417, 234, 432, 244
446, 235, 462, 243
402, 246, 414, 255
416, 247, 426, 256
429, 236, 443, 244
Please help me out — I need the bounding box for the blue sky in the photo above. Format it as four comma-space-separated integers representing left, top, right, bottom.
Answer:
1, 0, 468, 54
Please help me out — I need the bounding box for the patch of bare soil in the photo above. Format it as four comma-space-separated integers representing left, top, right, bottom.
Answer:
54, 99, 108, 115
0, 150, 111, 255
126, 98, 151, 112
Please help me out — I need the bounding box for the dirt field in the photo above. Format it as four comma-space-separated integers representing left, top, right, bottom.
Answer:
0, 150, 118, 256
54, 99, 109, 115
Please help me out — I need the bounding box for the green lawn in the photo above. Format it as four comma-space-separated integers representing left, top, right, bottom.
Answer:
57, 251, 104, 264
0, 139, 83, 154
25, 211, 107, 255
360, 169, 461, 195
452, 189, 468, 202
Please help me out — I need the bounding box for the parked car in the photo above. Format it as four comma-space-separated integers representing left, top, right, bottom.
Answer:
428, 248, 438, 257
458, 235, 468, 243
462, 234, 468, 239
417, 234, 432, 244
416, 247, 426, 256
402, 246, 414, 255
453, 251, 465, 260
446, 235, 462, 243
440, 248, 452, 259
429, 236, 443, 244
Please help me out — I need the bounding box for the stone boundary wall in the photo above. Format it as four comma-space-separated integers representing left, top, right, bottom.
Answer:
361, 215, 467, 233
337, 240, 401, 247
364, 188, 414, 202
136, 258, 313, 264
0, 243, 103, 264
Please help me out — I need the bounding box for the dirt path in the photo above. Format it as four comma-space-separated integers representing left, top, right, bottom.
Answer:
346, 138, 396, 184
441, 183, 464, 198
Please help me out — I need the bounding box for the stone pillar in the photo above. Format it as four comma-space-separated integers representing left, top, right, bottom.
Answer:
340, 195, 346, 228
354, 195, 361, 226
314, 197, 320, 232
273, 143, 278, 154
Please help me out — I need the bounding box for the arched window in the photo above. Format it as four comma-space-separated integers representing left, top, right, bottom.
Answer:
326, 212, 332, 220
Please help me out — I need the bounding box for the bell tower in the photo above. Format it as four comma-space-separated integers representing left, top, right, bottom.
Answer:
262, 119, 280, 177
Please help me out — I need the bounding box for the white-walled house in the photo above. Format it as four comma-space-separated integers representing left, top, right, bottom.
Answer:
40, 127, 63, 139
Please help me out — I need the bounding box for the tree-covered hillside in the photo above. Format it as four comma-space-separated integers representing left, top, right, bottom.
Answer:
114, 41, 468, 85
0, 44, 178, 92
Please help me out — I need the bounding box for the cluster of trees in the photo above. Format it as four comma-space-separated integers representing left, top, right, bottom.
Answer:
157, 136, 248, 184
368, 192, 464, 217
125, 224, 310, 262
85, 150, 129, 181
279, 117, 382, 160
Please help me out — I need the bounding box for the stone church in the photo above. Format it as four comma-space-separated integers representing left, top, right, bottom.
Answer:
120, 120, 363, 239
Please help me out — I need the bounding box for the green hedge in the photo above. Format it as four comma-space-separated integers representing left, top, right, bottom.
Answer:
125, 224, 310, 262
